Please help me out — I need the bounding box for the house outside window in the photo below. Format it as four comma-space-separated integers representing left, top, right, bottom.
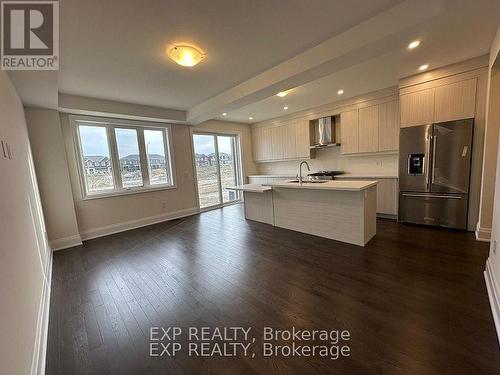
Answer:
71, 116, 176, 199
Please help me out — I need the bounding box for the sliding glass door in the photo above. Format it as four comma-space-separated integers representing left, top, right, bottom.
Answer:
192, 133, 242, 209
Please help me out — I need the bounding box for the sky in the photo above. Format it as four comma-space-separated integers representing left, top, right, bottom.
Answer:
193, 134, 232, 155
79, 125, 166, 157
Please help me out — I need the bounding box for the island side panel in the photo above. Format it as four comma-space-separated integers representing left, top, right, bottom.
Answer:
363, 186, 377, 245
243, 191, 274, 225
272, 188, 365, 246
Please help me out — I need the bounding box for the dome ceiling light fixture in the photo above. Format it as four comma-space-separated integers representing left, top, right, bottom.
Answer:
168, 45, 204, 67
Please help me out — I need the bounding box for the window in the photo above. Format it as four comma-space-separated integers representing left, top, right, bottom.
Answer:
115, 128, 143, 188
78, 125, 114, 194
144, 129, 171, 185
192, 132, 243, 209
73, 116, 175, 198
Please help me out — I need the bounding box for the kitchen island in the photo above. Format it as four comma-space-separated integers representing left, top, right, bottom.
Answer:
227, 180, 377, 246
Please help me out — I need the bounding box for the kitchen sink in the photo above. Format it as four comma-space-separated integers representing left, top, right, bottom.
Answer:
286, 180, 328, 183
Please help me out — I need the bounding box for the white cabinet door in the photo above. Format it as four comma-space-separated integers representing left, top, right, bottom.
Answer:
400, 88, 435, 127
283, 122, 297, 159
271, 126, 285, 160
434, 78, 476, 123
358, 105, 379, 153
378, 100, 400, 151
251, 128, 263, 162
376, 179, 398, 215
295, 119, 311, 159
261, 127, 273, 161
340, 110, 359, 154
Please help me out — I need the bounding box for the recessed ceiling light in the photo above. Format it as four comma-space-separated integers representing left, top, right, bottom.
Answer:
337, 89, 344, 95
168, 45, 204, 67
249, 117, 253, 120
419, 64, 429, 71
276, 90, 289, 97
222, 112, 227, 116
408, 40, 421, 50
283, 106, 288, 110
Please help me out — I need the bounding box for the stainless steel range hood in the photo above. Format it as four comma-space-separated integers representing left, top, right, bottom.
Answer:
310, 116, 340, 149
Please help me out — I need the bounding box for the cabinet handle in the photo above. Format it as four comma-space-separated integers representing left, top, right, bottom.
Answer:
401, 193, 461, 199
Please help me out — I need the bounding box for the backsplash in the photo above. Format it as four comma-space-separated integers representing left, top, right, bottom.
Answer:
256, 147, 398, 176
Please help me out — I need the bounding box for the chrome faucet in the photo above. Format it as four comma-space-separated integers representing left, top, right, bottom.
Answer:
298, 161, 311, 184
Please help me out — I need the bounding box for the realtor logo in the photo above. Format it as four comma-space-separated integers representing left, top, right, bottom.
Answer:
1, 1, 59, 70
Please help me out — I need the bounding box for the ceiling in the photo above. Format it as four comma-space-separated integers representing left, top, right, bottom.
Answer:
8, 0, 500, 124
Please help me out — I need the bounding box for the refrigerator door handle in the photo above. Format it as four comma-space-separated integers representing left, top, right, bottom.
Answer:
425, 132, 431, 189
431, 134, 437, 184
401, 193, 462, 199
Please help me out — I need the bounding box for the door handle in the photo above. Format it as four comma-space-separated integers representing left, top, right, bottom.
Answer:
401, 193, 462, 199
431, 135, 437, 184
425, 131, 431, 188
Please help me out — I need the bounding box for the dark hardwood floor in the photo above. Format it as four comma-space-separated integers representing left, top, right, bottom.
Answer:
46, 204, 500, 374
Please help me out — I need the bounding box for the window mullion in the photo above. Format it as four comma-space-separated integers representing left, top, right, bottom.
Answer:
213, 135, 223, 205
162, 129, 172, 184
137, 128, 150, 187
108, 126, 123, 190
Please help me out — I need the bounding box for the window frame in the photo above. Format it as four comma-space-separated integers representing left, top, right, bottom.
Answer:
71, 115, 176, 200
191, 130, 244, 210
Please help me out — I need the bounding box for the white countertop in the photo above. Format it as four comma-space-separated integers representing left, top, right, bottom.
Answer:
270, 180, 377, 191
248, 174, 295, 178
226, 184, 272, 193
249, 174, 397, 179
335, 174, 398, 179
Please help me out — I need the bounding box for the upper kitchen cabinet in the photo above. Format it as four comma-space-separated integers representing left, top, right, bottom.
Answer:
251, 119, 311, 162
271, 126, 285, 160
358, 105, 379, 153
400, 77, 477, 127
341, 101, 399, 155
400, 88, 435, 127
340, 109, 359, 154
295, 119, 312, 158
251, 127, 263, 161
282, 122, 297, 159
434, 78, 476, 123
378, 100, 399, 151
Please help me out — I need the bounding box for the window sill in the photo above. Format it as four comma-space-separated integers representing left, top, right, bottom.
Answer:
82, 184, 177, 201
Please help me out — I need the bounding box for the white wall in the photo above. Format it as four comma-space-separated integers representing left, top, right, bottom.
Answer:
478, 24, 500, 241
0, 71, 51, 375
57, 113, 200, 239
485, 23, 500, 342
25, 107, 81, 249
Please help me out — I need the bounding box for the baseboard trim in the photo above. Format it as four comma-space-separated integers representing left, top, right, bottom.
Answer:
376, 213, 397, 220
476, 226, 492, 242
79, 207, 199, 241
49, 234, 83, 251
485, 257, 500, 347
30, 251, 52, 375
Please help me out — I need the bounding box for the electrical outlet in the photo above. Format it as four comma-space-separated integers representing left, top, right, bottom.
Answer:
6, 142, 11, 159
494, 240, 497, 255
1, 140, 6, 158
162, 202, 167, 209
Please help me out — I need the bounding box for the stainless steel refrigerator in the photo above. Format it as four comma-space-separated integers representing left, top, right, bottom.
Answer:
398, 119, 473, 230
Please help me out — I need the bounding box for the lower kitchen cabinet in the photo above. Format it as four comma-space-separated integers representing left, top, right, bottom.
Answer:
336, 176, 398, 217
375, 178, 398, 216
